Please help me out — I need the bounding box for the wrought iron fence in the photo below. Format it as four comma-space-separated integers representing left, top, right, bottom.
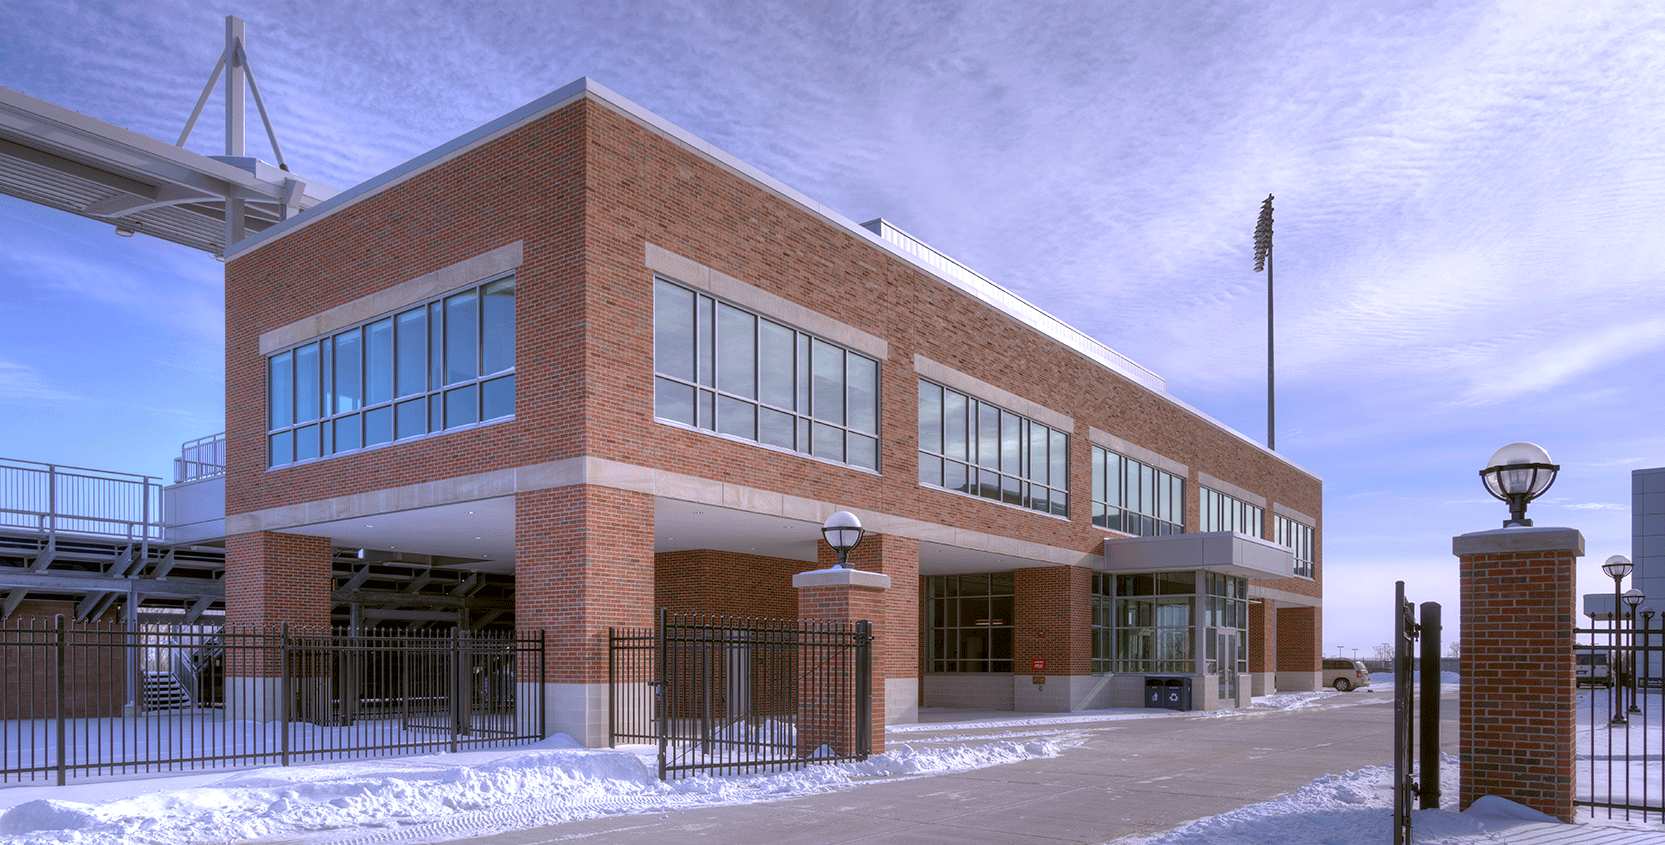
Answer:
609, 610, 872, 780
0, 616, 544, 784
1577, 618, 1662, 820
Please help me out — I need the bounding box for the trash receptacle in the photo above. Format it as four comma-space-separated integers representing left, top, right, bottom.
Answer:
1144, 677, 1166, 708
1163, 677, 1192, 711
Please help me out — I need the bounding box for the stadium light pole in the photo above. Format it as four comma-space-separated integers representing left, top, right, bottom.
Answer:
1253, 194, 1275, 451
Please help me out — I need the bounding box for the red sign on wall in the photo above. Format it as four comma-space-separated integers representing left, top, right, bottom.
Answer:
1031, 658, 1046, 671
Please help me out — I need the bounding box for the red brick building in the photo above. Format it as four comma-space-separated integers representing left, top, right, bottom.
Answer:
223, 78, 1323, 746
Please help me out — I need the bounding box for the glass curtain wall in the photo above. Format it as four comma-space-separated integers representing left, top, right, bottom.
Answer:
1199, 487, 1264, 537
923, 573, 1015, 673
1091, 446, 1184, 535
1275, 515, 1315, 578
917, 380, 1068, 516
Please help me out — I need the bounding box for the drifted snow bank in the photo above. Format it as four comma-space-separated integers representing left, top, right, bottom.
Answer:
0, 734, 1073, 845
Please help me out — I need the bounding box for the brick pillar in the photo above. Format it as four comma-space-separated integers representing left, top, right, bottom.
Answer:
1013, 565, 1091, 711
1455, 526, 1582, 821
515, 485, 655, 747
223, 530, 331, 721
1248, 598, 1276, 696
1274, 605, 1322, 691
819, 533, 918, 724
795, 566, 890, 755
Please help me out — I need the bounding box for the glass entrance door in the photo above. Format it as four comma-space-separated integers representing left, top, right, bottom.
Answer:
1217, 632, 1239, 703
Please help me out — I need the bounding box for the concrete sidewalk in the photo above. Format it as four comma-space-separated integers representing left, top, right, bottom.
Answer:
442, 691, 1664, 845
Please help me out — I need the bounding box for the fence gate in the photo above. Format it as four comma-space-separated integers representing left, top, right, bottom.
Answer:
608, 609, 873, 780
1392, 581, 1443, 845
1576, 613, 1661, 820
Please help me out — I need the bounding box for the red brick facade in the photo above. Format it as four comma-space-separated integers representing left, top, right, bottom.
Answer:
220, 82, 1322, 732
1014, 566, 1093, 675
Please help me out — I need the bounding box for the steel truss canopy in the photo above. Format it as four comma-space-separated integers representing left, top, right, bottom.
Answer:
0, 16, 335, 256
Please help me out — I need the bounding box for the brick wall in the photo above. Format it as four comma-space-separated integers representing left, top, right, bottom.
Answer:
1275, 605, 1320, 674
1014, 565, 1091, 675
818, 533, 919, 687
1457, 528, 1579, 822
797, 579, 887, 754
655, 549, 800, 619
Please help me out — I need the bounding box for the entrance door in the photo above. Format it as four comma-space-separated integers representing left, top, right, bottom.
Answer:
1217, 632, 1239, 704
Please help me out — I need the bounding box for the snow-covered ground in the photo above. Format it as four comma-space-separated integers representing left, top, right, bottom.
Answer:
0, 679, 1652, 845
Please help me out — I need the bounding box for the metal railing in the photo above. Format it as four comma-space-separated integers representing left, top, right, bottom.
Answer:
610, 609, 872, 780
0, 617, 545, 784
1577, 619, 1662, 820
0, 457, 161, 542
173, 433, 226, 484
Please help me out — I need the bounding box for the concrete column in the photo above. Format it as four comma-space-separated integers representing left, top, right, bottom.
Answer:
818, 533, 919, 724
795, 566, 890, 754
1455, 526, 1582, 822
514, 485, 655, 747
223, 530, 332, 720
1274, 605, 1322, 691
1013, 565, 1093, 711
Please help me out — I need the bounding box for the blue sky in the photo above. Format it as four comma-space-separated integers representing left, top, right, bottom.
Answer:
3, 0, 1663, 655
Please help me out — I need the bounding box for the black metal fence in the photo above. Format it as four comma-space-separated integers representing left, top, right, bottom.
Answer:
609, 610, 872, 780
0, 616, 544, 784
1577, 618, 1662, 820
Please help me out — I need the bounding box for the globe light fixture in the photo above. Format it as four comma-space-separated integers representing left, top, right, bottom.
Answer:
1623, 590, 1646, 715
1478, 442, 1559, 528
821, 511, 865, 569
1604, 554, 1634, 726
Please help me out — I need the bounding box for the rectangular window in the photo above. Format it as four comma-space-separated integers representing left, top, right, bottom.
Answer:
652, 277, 880, 471
1276, 515, 1316, 578
922, 573, 1015, 673
1200, 487, 1265, 538
1090, 446, 1183, 535
265, 275, 514, 468
918, 378, 1068, 517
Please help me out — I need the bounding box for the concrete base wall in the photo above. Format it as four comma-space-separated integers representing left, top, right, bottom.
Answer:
526, 681, 610, 747
885, 678, 919, 725
225, 677, 283, 722
922, 674, 1014, 710
1251, 672, 1269, 696
1275, 671, 1322, 692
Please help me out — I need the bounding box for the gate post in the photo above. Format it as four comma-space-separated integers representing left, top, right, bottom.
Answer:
1455, 526, 1582, 822
794, 567, 889, 755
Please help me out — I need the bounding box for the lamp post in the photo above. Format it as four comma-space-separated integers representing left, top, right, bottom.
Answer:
1478, 442, 1559, 528
1624, 589, 1645, 715
1603, 554, 1633, 726
820, 511, 865, 569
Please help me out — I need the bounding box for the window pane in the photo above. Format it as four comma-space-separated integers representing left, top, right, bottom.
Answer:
697, 389, 714, 429
446, 384, 479, 427
268, 351, 293, 429
445, 291, 479, 384
365, 406, 393, 446
1029, 422, 1047, 484
812, 422, 844, 463
697, 295, 715, 387
944, 460, 968, 494
918, 381, 942, 454
795, 333, 810, 409
430, 394, 444, 432
848, 434, 877, 471
268, 430, 292, 467
482, 277, 515, 373
717, 395, 756, 440
920, 454, 943, 487
295, 343, 320, 422
334, 414, 361, 452
760, 407, 795, 449
366, 318, 393, 404
944, 390, 968, 461
758, 319, 794, 408
846, 354, 877, 434
656, 377, 694, 425
333, 328, 362, 413
395, 397, 426, 439
482, 374, 514, 420
811, 339, 843, 423
294, 424, 320, 461
429, 301, 444, 393
716, 303, 756, 399
977, 403, 999, 469
1000, 412, 1020, 474
395, 308, 426, 397
654, 281, 695, 382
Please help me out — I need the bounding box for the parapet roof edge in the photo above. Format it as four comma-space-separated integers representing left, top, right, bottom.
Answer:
228, 77, 1317, 482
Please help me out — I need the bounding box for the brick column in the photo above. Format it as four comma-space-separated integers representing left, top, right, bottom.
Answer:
795, 566, 890, 755
819, 533, 918, 724
1013, 565, 1091, 711
1455, 526, 1582, 822
223, 530, 332, 721
1248, 597, 1276, 695
515, 485, 656, 747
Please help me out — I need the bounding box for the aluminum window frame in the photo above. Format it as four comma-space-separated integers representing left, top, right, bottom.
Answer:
1090, 445, 1184, 536
916, 378, 1069, 517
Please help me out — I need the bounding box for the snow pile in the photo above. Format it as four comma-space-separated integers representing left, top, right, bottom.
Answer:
0, 733, 1072, 845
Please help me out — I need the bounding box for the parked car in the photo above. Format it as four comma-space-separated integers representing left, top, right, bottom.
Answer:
1322, 658, 1371, 692
1577, 648, 1613, 688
